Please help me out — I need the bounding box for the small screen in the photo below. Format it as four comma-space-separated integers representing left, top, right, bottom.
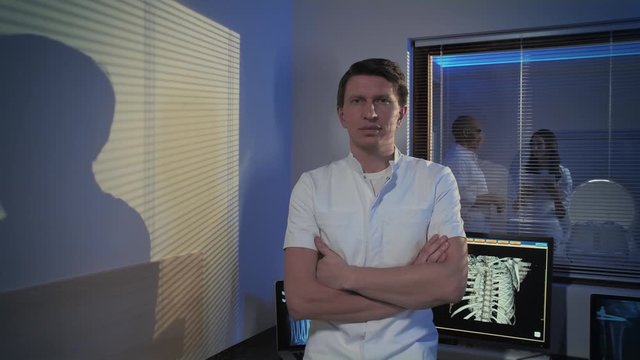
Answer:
433, 233, 553, 349
275, 281, 310, 349
590, 294, 640, 360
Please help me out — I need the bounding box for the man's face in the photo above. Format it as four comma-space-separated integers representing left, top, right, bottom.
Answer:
465, 119, 484, 151
338, 75, 406, 153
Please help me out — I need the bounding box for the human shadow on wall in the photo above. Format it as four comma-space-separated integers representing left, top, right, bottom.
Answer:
0, 34, 150, 291
0, 34, 191, 359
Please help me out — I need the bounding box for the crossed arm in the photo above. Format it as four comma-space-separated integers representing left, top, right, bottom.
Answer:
284, 233, 468, 322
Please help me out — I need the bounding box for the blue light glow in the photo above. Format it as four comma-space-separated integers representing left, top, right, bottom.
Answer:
433, 42, 640, 68
519, 241, 550, 248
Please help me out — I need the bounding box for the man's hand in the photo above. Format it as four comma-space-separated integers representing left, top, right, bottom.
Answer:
413, 234, 449, 265
315, 236, 350, 290
476, 193, 505, 213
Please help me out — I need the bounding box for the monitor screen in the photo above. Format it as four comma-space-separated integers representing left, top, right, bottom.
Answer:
590, 293, 640, 360
433, 232, 553, 349
275, 280, 310, 350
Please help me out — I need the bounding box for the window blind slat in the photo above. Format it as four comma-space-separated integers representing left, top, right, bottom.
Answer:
412, 25, 640, 284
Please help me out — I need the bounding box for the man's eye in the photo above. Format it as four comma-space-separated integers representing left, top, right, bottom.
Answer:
350, 99, 362, 104
375, 98, 390, 104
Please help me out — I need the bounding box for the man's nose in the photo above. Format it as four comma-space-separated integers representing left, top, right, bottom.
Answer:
363, 101, 378, 120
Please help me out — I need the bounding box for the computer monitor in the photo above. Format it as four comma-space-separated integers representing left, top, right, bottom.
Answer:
275, 280, 309, 359
590, 293, 640, 360
433, 232, 553, 350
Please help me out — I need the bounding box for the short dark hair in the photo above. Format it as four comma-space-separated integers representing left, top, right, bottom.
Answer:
337, 58, 408, 108
451, 115, 477, 143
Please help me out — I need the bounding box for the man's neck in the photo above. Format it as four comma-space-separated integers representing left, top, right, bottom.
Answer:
457, 142, 476, 153
351, 144, 395, 173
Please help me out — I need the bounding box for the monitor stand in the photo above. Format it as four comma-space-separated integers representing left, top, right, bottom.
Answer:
438, 343, 551, 360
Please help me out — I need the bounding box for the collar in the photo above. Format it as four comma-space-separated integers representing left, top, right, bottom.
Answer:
347, 147, 403, 175
454, 143, 477, 159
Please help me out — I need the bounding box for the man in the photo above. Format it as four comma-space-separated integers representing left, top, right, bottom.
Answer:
283, 58, 468, 359
443, 115, 502, 234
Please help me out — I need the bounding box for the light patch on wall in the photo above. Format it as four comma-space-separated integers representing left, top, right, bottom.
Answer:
0, 0, 239, 357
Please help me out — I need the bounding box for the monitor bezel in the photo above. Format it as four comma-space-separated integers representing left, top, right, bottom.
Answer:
275, 280, 307, 352
434, 232, 554, 350
589, 293, 640, 360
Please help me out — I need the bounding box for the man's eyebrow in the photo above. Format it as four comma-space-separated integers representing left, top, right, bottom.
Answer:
349, 94, 391, 99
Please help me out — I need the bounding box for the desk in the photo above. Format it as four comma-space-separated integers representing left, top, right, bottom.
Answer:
208, 327, 585, 360
209, 327, 279, 360
439, 344, 565, 360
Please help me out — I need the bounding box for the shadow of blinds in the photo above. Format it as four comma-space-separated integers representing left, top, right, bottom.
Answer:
0, 0, 240, 358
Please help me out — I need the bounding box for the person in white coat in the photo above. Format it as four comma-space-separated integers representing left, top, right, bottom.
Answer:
283, 58, 468, 359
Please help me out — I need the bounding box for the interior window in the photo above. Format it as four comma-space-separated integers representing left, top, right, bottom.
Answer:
410, 21, 640, 284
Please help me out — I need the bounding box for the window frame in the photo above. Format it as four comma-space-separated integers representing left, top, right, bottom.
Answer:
408, 18, 640, 286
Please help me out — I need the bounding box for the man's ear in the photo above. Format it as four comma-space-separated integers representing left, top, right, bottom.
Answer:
396, 105, 408, 127
0, 201, 6, 221
337, 107, 347, 128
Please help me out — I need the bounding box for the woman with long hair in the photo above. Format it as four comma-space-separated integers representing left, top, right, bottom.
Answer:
509, 129, 573, 247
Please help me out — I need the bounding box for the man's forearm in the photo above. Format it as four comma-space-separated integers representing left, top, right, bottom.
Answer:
285, 247, 404, 323
339, 237, 468, 309
342, 263, 461, 309
286, 281, 404, 322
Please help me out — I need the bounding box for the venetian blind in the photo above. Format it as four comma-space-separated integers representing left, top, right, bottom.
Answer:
411, 21, 640, 284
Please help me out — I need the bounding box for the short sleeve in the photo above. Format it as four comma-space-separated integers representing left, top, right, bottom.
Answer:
283, 172, 319, 251
427, 167, 466, 239
559, 165, 573, 210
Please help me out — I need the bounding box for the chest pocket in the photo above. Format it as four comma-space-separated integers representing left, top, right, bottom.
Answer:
381, 208, 430, 266
316, 210, 360, 265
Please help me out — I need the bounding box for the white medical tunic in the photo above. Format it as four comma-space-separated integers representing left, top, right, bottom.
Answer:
284, 150, 465, 360
443, 144, 490, 233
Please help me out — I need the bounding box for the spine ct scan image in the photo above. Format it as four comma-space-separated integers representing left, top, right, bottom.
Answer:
450, 255, 531, 325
